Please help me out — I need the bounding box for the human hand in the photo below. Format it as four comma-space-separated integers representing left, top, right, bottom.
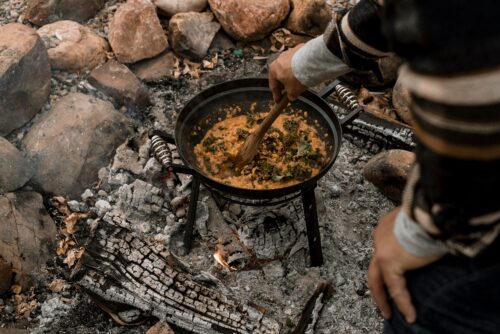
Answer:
367, 208, 443, 323
268, 44, 308, 102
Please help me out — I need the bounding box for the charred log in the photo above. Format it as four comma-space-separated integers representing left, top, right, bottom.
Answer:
71, 221, 280, 334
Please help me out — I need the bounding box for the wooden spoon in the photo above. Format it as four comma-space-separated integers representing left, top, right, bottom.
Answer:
234, 96, 290, 170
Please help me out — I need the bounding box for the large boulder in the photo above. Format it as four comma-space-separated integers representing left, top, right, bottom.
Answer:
208, 0, 290, 42
0, 137, 33, 192
108, 0, 168, 64
37, 20, 109, 72
129, 50, 178, 82
0, 191, 57, 288
153, 0, 207, 17
285, 0, 332, 37
23, 93, 133, 198
89, 60, 151, 111
168, 12, 220, 60
363, 150, 415, 202
0, 23, 51, 136
25, 0, 107, 26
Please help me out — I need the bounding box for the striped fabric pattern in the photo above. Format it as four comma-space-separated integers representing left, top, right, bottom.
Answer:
323, 0, 500, 256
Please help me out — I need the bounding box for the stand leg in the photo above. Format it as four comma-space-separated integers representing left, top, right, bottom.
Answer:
301, 184, 324, 267
184, 177, 200, 253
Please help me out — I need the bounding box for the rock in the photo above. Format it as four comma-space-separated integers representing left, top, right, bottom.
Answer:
168, 12, 220, 60
0, 24, 51, 136
285, 0, 332, 37
37, 20, 109, 72
25, 0, 107, 26
146, 321, 176, 334
362, 149, 415, 201
0, 137, 33, 192
153, 0, 207, 17
67, 200, 81, 212
95, 199, 112, 216
23, 93, 132, 198
89, 60, 151, 111
129, 50, 178, 82
209, 30, 235, 51
324, 181, 342, 198
81, 189, 94, 201
0, 191, 56, 288
175, 207, 186, 218
208, 0, 290, 42
392, 76, 413, 125
0, 257, 12, 295
108, 0, 168, 64
170, 196, 186, 208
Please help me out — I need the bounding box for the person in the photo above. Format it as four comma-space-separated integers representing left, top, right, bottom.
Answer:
268, 0, 500, 333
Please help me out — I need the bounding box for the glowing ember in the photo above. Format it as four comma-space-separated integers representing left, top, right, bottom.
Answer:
213, 244, 237, 271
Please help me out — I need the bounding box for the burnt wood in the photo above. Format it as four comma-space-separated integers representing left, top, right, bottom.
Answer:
71, 221, 280, 334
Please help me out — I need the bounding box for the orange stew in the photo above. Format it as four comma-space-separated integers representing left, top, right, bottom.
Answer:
194, 107, 328, 189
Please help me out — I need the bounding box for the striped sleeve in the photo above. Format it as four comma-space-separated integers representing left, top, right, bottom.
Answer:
384, 0, 500, 256
323, 0, 391, 77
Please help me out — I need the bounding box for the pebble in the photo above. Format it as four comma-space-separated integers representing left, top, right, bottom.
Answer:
97, 190, 108, 197
175, 207, 186, 218
108, 172, 130, 185
67, 200, 81, 212
326, 182, 342, 198
95, 200, 112, 215
170, 196, 186, 208
98, 167, 109, 181
81, 189, 94, 201
0, 298, 4, 306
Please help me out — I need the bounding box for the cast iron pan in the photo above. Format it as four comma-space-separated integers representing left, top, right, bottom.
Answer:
168, 77, 359, 200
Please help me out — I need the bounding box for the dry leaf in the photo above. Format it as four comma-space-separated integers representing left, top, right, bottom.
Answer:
11, 284, 22, 295
63, 247, 84, 268
56, 238, 75, 256
49, 279, 69, 293
63, 212, 88, 236
16, 300, 37, 318
182, 59, 201, 78
202, 59, 214, 69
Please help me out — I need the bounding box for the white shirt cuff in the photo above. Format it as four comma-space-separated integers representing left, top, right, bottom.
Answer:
291, 35, 350, 87
394, 210, 449, 257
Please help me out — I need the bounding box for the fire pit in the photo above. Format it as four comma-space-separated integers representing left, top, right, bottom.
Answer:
151, 78, 362, 266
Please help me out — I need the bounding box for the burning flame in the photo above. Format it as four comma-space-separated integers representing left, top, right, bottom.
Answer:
213, 244, 237, 271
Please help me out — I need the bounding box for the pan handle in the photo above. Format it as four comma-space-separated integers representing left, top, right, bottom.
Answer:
318, 80, 363, 129
151, 135, 197, 175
